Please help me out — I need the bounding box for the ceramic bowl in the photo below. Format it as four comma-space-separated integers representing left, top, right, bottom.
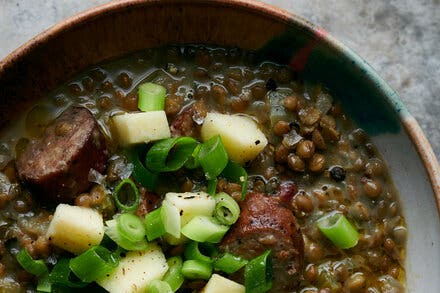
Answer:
0, 0, 439, 291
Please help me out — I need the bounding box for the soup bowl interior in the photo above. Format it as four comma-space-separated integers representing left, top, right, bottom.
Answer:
0, 0, 439, 291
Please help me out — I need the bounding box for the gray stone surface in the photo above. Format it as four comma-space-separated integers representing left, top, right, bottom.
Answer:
1, 0, 439, 157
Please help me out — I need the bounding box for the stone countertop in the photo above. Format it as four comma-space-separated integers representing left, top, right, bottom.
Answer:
1, 0, 439, 157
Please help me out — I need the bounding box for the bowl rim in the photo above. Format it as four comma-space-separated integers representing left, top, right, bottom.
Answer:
1, 0, 439, 215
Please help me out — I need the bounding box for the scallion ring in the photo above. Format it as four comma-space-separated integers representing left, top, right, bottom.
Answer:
146, 137, 198, 172
145, 279, 173, 293
123, 146, 158, 191
162, 256, 184, 292
213, 192, 240, 225
197, 135, 228, 180
49, 258, 88, 288
69, 246, 119, 282
181, 260, 212, 280
104, 218, 149, 251
184, 241, 212, 264
244, 250, 273, 293
16, 248, 48, 277
181, 216, 229, 243
317, 211, 359, 249
138, 82, 167, 112
214, 252, 248, 274
144, 207, 166, 241
113, 178, 140, 212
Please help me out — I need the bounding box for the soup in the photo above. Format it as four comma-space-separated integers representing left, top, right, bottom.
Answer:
0, 46, 406, 292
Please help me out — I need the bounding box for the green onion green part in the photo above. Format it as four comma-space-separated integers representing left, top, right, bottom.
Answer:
161, 200, 181, 239
104, 218, 149, 251
49, 259, 88, 288
317, 211, 359, 249
138, 82, 167, 112
162, 256, 184, 292
181, 216, 229, 243
113, 178, 140, 212
146, 137, 198, 172
123, 146, 158, 191
197, 135, 228, 180
36, 275, 52, 292
181, 260, 213, 280
213, 192, 240, 225
184, 143, 201, 169
117, 213, 146, 243
184, 241, 212, 264
244, 250, 273, 293
69, 246, 118, 283
145, 279, 173, 293
207, 178, 218, 196
221, 160, 248, 200
214, 253, 248, 274
16, 249, 48, 277
144, 207, 166, 241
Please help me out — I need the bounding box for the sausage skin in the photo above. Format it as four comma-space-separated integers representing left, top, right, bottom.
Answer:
16, 107, 108, 203
220, 192, 304, 292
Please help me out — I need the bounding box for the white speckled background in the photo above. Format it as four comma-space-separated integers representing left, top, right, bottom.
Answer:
1, 0, 439, 157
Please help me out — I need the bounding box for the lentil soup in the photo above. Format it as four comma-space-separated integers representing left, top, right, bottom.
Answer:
0, 46, 406, 292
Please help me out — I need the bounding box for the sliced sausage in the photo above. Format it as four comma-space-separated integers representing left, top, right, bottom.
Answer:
16, 106, 108, 203
220, 192, 304, 292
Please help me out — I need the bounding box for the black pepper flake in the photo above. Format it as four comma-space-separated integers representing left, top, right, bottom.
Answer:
329, 166, 346, 182
180, 210, 183, 216
184, 196, 195, 199
255, 140, 261, 145
265, 78, 277, 91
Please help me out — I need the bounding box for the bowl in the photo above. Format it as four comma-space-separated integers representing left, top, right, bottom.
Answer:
0, 0, 439, 291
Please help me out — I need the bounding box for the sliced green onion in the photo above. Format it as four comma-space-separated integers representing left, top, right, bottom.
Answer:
244, 250, 273, 293
69, 246, 118, 282
197, 135, 228, 180
146, 137, 198, 172
221, 160, 248, 200
184, 143, 201, 169
181, 216, 229, 243
317, 211, 359, 249
113, 178, 140, 212
104, 218, 149, 251
123, 146, 158, 191
36, 275, 52, 292
184, 241, 212, 264
49, 259, 87, 288
146, 279, 173, 293
138, 82, 166, 112
213, 192, 240, 225
161, 200, 181, 239
199, 243, 219, 259
207, 178, 218, 196
16, 249, 48, 277
181, 260, 212, 280
214, 253, 248, 274
144, 207, 166, 241
162, 256, 184, 292
117, 213, 146, 243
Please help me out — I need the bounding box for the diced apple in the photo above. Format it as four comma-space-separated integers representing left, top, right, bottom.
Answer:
201, 274, 245, 293
46, 204, 104, 254
96, 244, 168, 293
201, 113, 268, 165
165, 192, 216, 226
111, 111, 171, 146
162, 192, 216, 244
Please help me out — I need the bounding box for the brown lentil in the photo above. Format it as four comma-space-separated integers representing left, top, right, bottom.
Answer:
273, 120, 291, 136
287, 154, 305, 172
296, 140, 315, 159
309, 154, 326, 173
284, 95, 298, 111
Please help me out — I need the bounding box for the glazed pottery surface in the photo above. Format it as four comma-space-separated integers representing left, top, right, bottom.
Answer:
0, 1, 439, 291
